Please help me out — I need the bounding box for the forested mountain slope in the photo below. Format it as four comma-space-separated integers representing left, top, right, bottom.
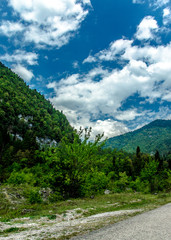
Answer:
0, 61, 74, 142
105, 120, 171, 155
0, 61, 74, 178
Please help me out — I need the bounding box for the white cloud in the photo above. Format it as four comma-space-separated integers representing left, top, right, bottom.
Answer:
0, 50, 38, 65
3, 0, 91, 48
82, 0, 92, 4
87, 67, 110, 79
122, 42, 171, 64
47, 37, 171, 138
162, 92, 171, 101
0, 21, 23, 36
84, 39, 133, 63
63, 107, 129, 139
163, 7, 171, 24
163, 7, 170, 16
45, 7, 171, 137
133, 0, 170, 7
99, 39, 133, 61
153, 0, 170, 8
45, 67, 139, 136
83, 55, 96, 63
115, 109, 143, 121
89, 120, 129, 139
135, 16, 159, 40
143, 106, 171, 122
132, 0, 171, 30
132, 0, 145, 4
73, 61, 79, 69
12, 64, 34, 82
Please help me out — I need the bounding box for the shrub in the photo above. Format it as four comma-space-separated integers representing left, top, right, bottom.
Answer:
48, 191, 64, 202
141, 160, 158, 181
113, 172, 129, 193
81, 171, 108, 196
7, 170, 36, 185
28, 189, 42, 204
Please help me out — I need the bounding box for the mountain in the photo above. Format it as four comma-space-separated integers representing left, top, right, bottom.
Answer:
105, 120, 171, 155
0, 61, 74, 156
0, 61, 171, 196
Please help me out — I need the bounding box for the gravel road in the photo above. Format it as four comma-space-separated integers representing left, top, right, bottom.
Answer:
71, 203, 171, 240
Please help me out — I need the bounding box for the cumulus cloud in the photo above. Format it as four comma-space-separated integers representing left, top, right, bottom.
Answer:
12, 64, 34, 82
133, 0, 171, 29
133, 0, 170, 8
88, 120, 129, 139
0, 50, 38, 65
163, 7, 171, 24
45, 8, 170, 138
115, 109, 143, 121
134, 0, 170, 8
135, 16, 159, 40
97, 39, 133, 61
1, 0, 91, 48
122, 42, 171, 63
152, 0, 170, 8
0, 20, 23, 36
48, 32, 171, 138
163, 7, 170, 16
83, 55, 96, 63
84, 39, 133, 63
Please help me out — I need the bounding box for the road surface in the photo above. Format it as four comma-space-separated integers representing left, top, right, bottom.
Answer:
71, 203, 171, 240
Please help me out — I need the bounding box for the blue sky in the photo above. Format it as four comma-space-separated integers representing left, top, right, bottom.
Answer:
0, 0, 171, 139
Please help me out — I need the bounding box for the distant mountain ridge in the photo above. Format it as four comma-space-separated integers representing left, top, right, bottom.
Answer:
105, 120, 171, 155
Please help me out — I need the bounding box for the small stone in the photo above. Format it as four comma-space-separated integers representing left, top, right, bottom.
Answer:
104, 189, 110, 195
22, 209, 34, 214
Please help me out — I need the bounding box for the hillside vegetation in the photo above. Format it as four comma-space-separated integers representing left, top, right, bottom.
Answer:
0, 61, 74, 181
105, 120, 171, 155
0, 62, 73, 142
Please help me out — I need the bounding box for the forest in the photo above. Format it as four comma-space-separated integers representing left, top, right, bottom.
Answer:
0, 61, 171, 203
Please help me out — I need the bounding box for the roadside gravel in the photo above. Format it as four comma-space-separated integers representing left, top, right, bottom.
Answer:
0, 209, 142, 239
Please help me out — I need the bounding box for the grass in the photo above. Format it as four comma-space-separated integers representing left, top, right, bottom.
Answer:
0, 227, 27, 235
0, 186, 171, 222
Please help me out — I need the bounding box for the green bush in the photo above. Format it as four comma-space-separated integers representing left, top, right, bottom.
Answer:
7, 170, 36, 185
81, 171, 108, 196
141, 160, 158, 181
113, 172, 129, 193
28, 189, 42, 204
48, 191, 64, 202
